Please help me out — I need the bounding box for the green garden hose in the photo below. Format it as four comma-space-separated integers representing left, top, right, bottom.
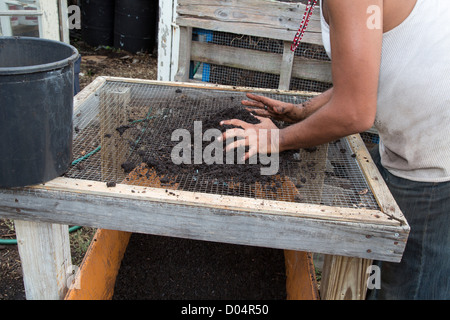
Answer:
0, 225, 83, 245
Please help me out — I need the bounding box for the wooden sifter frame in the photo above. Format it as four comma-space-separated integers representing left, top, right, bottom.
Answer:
0, 76, 409, 299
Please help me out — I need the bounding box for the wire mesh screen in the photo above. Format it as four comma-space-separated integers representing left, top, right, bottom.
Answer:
66, 80, 379, 211
191, 29, 333, 92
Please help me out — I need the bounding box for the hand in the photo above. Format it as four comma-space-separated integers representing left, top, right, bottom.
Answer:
218, 115, 280, 161
242, 93, 305, 123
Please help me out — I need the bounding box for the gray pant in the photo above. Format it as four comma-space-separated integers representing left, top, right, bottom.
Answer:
367, 147, 450, 300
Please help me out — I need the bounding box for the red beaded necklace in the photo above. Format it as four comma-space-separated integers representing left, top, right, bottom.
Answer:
291, 0, 318, 52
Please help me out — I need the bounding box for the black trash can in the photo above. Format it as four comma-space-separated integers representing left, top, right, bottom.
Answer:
81, 0, 115, 47
0, 37, 79, 187
114, 0, 158, 53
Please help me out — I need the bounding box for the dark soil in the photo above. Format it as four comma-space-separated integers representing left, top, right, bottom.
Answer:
113, 234, 287, 300
120, 100, 299, 196
0, 238, 25, 300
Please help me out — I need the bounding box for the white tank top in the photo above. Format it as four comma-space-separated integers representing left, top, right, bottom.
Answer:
320, 0, 450, 182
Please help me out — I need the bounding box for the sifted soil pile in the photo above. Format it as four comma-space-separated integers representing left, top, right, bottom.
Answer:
113, 234, 287, 300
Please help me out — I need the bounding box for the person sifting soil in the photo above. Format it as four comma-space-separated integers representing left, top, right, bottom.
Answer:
219, 0, 450, 300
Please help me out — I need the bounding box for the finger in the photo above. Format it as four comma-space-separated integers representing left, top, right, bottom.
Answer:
224, 137, 248, 153
245, 93, 281, 108
245, 108, 272, 118
247, 93, 291, 116
241, 99, 265, 109
220, 119, 251, 129
243, 147, 258, 162
252, 114, 270, 122
218, 127, 246, 142
242, 93, 274, 109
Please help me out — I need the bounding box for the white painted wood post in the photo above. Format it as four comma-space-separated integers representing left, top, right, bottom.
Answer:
158, 0, 180, 81
278, 41, 295, 90
58, 0, 70, 44
0, 0, 13, 36
174, 26, 192, 82
39, 0, 61, 41
14, 220, 72, 300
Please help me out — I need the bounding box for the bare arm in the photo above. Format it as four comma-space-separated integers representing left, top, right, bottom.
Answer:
279, 0, 382, 151
221, 0, 382, 158
300, 87, 333, 120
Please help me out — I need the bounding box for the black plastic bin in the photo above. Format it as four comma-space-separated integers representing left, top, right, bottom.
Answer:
114, 0, 158, 53
0, 37, 79, 187
81, 0, 115, 47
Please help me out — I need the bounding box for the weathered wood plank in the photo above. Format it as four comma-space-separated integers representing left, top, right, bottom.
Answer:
284, 250, 320, 300
0, 178, 408, 262
190, 41, 332, 83
177, 0, 322, 31
279, 41, 295, 90
175, 26, 193, 82
347, 134, 407, 225
177, 17, 323, 45
101, 76, 323, 97
158, 0, 179, 81
64, 229, 131, 300
292, 55, 332, 83
39, 0, 60, 41
14, 220, 71, 300
321, 255, 373, 300
31, 177, 398, 226
191, 40, 281, 75
73, 76, 106, 111
176, 0, 323, 45
99, 87, 130, 182
59, 0, 70, 44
